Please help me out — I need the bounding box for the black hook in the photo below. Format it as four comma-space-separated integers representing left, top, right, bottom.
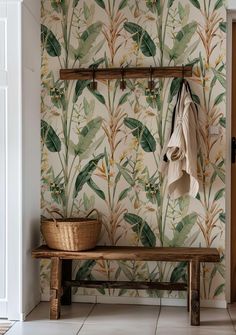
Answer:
90, 66, 97, 91
148, 66, 155, 90
182, 65, 185, 80
145, 66, 156, 97
147, 66, 155, 91
120, 67, 126, 91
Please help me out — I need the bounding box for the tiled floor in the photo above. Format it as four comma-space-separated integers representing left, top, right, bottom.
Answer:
4, 302, 236, 335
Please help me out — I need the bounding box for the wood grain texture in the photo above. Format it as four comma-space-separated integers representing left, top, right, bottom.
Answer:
32, 245, 220, 262
189, 260, 200, 326
60, 66, 193, 81
32, 245, 220, 324
187, 262, 190, 312
63, 280, 187, 291
50, 257, 62, 320
232, 22, 236, 302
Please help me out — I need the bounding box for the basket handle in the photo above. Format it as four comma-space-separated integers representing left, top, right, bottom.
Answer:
44, 208, 64, 224
86, 209, 100, 221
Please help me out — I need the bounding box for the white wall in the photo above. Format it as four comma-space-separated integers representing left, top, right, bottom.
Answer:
21, 0, 41, 319
22, 0, 41, 20
228, 1, 236, 10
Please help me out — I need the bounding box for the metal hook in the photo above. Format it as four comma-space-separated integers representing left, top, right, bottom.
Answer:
120, 67, 126, 91
145, 66, 156, 97
148, 66, 155, 91
90, 66, 97, 91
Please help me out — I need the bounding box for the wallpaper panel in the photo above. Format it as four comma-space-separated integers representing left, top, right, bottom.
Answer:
41, 0, 226, 301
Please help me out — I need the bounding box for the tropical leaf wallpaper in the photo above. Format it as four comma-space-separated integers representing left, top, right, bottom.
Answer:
41, 0, 226, 302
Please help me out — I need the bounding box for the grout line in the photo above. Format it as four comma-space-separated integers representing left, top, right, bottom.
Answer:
76, 303, 97, 334
84, 303, 97, 324
76, 323, 84, 335
85, 303, 97, 323
154, 303, 162, 334
227, 305, 236, 333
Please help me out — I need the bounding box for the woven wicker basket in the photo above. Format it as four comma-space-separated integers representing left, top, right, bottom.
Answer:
41, 209, 101, 251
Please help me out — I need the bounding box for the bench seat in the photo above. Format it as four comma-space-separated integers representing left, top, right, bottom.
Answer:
32, 245, 220, 326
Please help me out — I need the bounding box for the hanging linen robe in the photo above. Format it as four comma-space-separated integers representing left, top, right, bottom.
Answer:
166, 81, 199, 199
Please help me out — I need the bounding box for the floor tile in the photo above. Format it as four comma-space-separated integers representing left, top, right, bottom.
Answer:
8, 303, 234, 335
155, 327, 236, 335
26, 302, 94, 323
157, 306, 234, 329
78, 323, 156, 335
157, 306, 189, 327
0, 322, 14, 335
6, 321, 82, 335
85, 303, 159, 327
200, 308, 234, 329
228, 304, 236, 328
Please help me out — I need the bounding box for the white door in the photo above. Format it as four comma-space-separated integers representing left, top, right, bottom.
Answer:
0, 2, 8, 318
0, 0, 41, 320
0, 0, 23, 319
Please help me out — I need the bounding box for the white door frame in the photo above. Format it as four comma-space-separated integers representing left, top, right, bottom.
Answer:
0, 1, 8, 319
0, 0, 22, 320
6, 0, 23, 320
6, 0, 41, 321
0, 0, 40, 321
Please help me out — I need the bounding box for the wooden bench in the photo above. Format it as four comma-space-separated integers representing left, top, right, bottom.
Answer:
32, 245, 220, 326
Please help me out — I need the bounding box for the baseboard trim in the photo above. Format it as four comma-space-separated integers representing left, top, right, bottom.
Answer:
41, 293, 227, 309
0, 300, 8, 318
22, 294, 41, 321
95, 295, 161, 306
161, 298, 227, 309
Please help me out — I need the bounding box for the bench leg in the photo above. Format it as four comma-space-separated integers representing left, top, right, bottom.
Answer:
50, 257, 62, 320
61, 260, 72, 305
187, 262, 190, 312
189, 260, 200, 326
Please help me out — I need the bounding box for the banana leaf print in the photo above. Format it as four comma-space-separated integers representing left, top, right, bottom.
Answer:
74, 154, 104, 198
124, 22, 156, 57
170, 262, 188, 283
169, 22, 197, 62
75, 22, 103, 64
41, 120, 61, 152
41, 0, 226, 303
41, 25, 61, 57
124, 117, 156, 152
124, 213, 156, 247
76, 117, 103, 156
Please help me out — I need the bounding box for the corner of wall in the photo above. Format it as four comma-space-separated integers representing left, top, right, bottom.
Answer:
21, 0, 41, 318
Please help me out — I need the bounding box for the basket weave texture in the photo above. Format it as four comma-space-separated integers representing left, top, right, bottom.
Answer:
41, 210, 101, 251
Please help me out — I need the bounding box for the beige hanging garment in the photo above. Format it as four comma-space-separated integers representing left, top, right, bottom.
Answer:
166, 81, 199, 199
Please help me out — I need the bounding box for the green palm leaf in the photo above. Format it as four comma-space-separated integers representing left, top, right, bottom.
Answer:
76, 22, 103, 62
73, 80, 90, 103
124, 22, 156, 57
41, 25, 61, 57
124, 117, 156, 152
124, 213, 156, 247
169, 22, 197, 61
76, 117, 103, 156
41, 120, 61, 152
171, 213, 197, 247
74, 154, 104, 198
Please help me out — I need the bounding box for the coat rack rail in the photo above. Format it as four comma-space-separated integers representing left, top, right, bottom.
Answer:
60, 66, 193, 81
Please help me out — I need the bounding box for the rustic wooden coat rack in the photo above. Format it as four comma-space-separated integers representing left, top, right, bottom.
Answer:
60, 66, 193, 81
